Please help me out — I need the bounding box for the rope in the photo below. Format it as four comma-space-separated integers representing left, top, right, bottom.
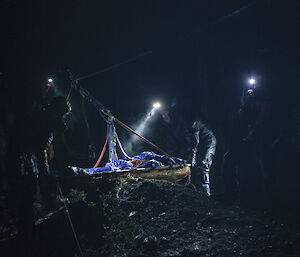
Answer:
212, 1, 257, 25
79, 87, 110, 123
57, 180, 84, 257
66, 80, 77, 101
115, 132, 133, 160
67, 80, 169, 158
93, 130, 109, 168
75, 51, 152, 82
66, 85, 73, 101
114, 118, 169, 156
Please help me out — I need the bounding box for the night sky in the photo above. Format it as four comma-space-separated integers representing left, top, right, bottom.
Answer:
1, 0, 300, 163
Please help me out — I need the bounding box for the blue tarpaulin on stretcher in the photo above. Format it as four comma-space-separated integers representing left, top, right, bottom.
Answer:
82, 151, 185, 173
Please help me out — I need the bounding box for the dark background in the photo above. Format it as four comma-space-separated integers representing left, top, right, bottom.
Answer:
1, 0, 299, 175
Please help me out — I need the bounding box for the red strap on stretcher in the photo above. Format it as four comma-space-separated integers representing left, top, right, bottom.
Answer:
93, 131, 109, 168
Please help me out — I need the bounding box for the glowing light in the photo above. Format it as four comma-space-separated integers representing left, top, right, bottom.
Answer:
153, 102, 161, 109
248, 78, 256, 85
125, 102, 162, 153
47, 78, 53, 83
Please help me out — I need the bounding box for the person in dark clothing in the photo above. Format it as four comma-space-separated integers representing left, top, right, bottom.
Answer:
16, 95, 71, 256
222, 87, 272, 209
157, 105, 192, 160
156, 102, 217, 195
191, 119, 217, 196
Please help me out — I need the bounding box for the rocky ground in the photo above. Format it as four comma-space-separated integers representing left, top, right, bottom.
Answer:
1, 176, 300, 257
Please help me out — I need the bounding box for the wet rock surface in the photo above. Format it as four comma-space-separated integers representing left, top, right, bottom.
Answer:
1, 177, 300, 257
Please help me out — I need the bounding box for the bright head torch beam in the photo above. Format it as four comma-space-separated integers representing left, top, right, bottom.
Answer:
129, 101, 162, 141
248, 78, 256, 85
153, 102, 161, 109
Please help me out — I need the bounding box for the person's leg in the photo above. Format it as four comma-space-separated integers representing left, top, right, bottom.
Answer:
38, 172, 57, 213
190, 165, 210, 195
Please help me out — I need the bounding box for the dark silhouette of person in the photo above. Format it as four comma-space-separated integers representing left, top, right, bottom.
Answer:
156, 104, 192, 160
16, 95, 71, 256
222, 86, 272, 209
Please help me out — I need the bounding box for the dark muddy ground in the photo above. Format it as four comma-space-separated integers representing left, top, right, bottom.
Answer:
1, 177, 300, 257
